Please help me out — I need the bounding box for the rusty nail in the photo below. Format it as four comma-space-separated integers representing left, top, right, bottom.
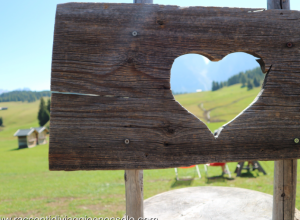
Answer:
286, 42, 293, 48
125, 139, 130, 144
132, 31, 138, 37
294, 138, 299, 144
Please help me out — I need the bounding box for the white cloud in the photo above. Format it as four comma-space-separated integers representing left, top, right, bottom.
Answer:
197, 69, 211, 91
203, 57, 210, 65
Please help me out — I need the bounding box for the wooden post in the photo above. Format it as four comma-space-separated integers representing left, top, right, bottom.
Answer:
272, 160, 297, 220
125, 170, 144, 219
268, 0, 290, 10
268, 2, 297, 220
134, 0, 153, 3
124, 2, 153, 219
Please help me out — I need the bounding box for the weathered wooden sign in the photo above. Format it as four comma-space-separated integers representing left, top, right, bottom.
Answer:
49, 3, 300, 171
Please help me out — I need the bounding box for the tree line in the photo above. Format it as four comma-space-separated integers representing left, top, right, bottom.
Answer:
212, 67, 264, 91
0, 91, 51, 102
38, 98, 51, 127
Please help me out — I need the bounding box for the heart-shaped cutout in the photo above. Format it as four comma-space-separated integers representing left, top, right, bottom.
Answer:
171, 52, 265, 134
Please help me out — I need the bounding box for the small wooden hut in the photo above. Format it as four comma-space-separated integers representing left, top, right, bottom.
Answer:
14, 129, 38, 149
32, 127, 49, 145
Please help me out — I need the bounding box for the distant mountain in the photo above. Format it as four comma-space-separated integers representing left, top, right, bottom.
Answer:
0, 89, 9, 95
0, 90, 51, 102
0, 88, 31, 95
171, 52, 262, 93
15, 87, 31, 92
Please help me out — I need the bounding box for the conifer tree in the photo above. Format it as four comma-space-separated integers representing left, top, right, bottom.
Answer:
247, 80, 253, 90
219, 82, 223, 89
212, 81, 216, 91
215, 82, 220, 90
240, 74, 247, 87
47, 99, 51, 113
38, 98, 50, 126
253, 77, 260, 87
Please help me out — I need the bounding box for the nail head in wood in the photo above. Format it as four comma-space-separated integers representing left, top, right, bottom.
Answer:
286, 42, 293, 48
125, 139, 130, 144
132, 31, 138, 36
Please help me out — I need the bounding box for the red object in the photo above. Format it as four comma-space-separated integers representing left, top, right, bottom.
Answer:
207, 163, 226, 166
180, 165, 196, 169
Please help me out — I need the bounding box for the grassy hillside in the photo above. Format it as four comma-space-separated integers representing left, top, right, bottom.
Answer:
175, 84, 261, 132
0, 101, 41, 141
1, 89, 300, 217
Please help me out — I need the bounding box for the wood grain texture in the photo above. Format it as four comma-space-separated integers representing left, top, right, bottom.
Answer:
272, 160, 297, 220
49, 3, 300, 170
269, 2, 297, 220
127, 1, 147, 218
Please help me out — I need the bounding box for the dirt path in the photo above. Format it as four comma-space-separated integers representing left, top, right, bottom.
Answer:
198, 95, 254, 123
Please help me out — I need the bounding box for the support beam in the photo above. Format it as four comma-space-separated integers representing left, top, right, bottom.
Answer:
268, 4, 296, 219
125, 170, 144, 220
125, 1, 152, 217
268, 1, 296, 219
272, 160, 297, 220
134, 0, 153, 3
267, 0, 290, 10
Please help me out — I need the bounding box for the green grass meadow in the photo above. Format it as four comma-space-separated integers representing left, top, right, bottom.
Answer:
175, 84, 262, 132
1, 87, 300, 217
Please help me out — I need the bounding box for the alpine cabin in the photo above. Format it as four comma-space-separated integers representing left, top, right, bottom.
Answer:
32, 127, 49, 145
14, 126, 49, 149
14, 129, 38, 148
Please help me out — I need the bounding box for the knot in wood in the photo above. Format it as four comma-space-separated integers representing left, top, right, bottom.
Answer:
157, 20, 164, 25
163, 85, 170, 90
167, 128, 175, 134
281, 193, 285, 197
127, 58, 134, 63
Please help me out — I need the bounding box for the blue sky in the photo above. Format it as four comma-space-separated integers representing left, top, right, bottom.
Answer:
1, 0, 300, 92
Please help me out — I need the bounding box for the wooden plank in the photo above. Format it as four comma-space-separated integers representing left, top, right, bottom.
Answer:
125, 1, 150, 219
268, 1, 297, 220
50, 92, 300, 170
51, 3, 300, 98
272, 160, 297, 220
255, 161, 267, 175
125, 170, 143, 220
49, 3, 300, 170
236, 162, 244, 177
